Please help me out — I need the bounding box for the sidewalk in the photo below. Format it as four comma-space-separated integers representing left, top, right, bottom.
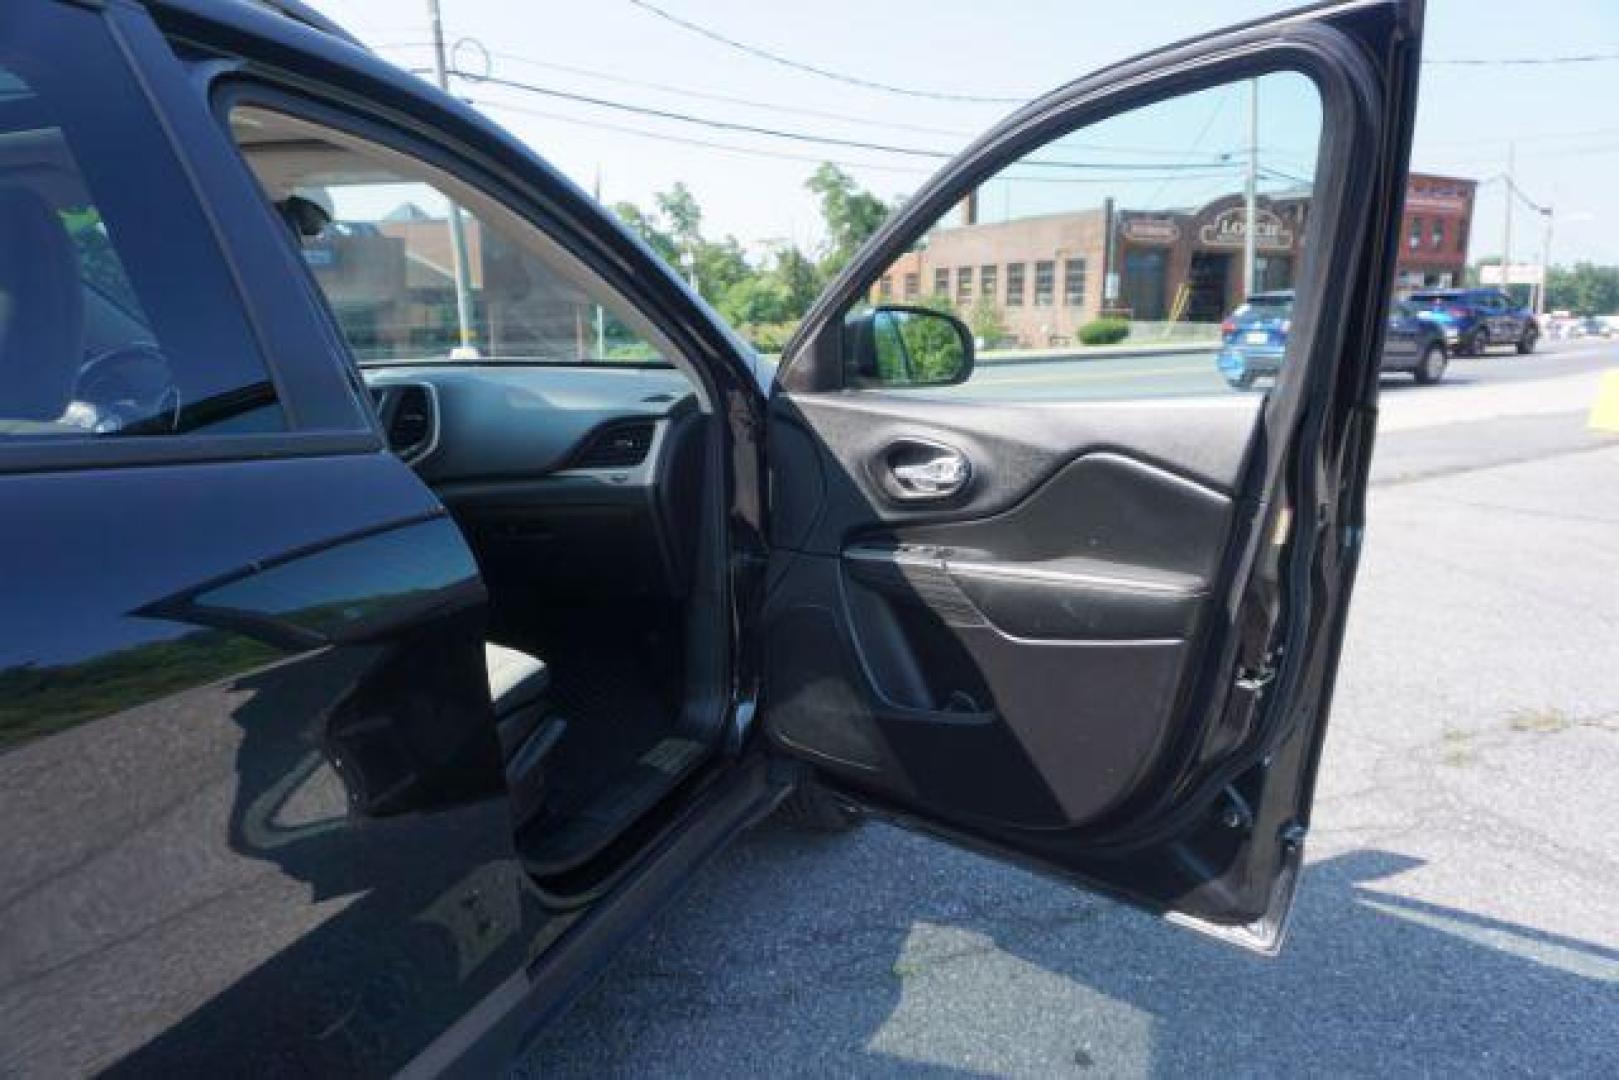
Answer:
977, 339, 1218, 365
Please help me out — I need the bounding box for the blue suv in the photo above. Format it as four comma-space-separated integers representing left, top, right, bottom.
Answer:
1406, 288, 1539, 357
1217, 290, 1450, 389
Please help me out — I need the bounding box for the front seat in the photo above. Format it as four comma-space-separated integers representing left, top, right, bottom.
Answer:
0, 185, 83, 423
485, 641, 550, 754
485, 642, 565, 826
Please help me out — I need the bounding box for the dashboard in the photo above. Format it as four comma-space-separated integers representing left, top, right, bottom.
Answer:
363, 363, 707, 603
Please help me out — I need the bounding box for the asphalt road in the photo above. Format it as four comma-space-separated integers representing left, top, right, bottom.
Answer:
527, 338, 1619, 1077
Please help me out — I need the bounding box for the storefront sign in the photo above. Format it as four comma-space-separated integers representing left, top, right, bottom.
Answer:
1198, 206, 1294, 251
1404, 188, 1469, 215
1120, 216, 1180, 244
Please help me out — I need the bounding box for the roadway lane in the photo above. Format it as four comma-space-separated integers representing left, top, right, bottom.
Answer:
926, 335, 1615, 402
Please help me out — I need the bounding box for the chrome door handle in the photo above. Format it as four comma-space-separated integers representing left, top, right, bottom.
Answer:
891, 452, 970, 497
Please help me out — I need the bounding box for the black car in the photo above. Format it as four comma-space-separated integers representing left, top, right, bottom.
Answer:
1218, 291, 1449, 387
1406, 287, 1540, 357
0, 0, 1424, 1073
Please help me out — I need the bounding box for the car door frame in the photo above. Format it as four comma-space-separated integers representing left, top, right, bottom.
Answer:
763, 0, 1421, 946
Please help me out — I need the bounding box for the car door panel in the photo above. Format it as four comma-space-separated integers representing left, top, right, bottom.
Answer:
762, 0, 1422, 947
0, 455, 543, 1077
767, 395, 1253, 830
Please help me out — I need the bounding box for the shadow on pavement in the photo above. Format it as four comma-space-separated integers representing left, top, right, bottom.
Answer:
526, 819, 1618, 1076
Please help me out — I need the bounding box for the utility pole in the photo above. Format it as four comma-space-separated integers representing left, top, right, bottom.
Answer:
1501, 142, 1514, 299
1536, 207, 1553, 316
427, 0, 478, 355
593, 168, 607, 357
1243, 77, 1259, 296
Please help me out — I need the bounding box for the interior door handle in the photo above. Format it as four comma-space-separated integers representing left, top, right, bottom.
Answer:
891, 451, 971, 497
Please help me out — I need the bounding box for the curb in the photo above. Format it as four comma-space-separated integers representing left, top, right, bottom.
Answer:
977, 343, 1218, 366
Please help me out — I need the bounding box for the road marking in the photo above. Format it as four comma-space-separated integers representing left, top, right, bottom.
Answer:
1589, 370, 1619, 432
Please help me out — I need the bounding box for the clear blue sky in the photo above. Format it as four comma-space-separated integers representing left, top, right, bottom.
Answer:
317, 0, 1619, 266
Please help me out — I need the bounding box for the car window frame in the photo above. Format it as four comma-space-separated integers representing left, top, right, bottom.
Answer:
200, 73, 732, 418
776, 34, 1372, 413
0, 2, 382, 476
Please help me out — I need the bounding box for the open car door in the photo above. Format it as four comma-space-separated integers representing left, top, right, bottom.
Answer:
759, 0, 1423, 951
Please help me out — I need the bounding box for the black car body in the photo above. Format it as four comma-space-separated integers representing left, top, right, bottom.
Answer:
1406, 286, 1540, 356
0, 0, 1425, 1073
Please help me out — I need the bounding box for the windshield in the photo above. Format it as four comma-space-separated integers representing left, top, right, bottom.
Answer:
1234, 296, 1294, 321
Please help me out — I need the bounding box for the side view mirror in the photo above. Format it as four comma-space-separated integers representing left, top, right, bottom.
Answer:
844, 305, 975, 388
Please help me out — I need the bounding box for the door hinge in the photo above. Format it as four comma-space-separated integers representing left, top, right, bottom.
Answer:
1235, 656, 1279, 696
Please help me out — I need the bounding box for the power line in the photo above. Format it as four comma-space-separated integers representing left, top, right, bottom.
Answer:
381, 40, 978, 138
621, 0, 1024, 104
470, 94, 1251, 188
1425, 51, 1619, 66
457, 70, 1240, 171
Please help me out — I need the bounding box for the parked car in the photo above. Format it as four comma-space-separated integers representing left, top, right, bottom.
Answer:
1217, 291, 1449, 388
1405, 287, 1539, 356
0, 0, 1423, 1074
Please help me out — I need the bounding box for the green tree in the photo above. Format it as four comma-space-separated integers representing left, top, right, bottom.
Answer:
654, 182, 704, 251
610, 200, 679, 266
805, 163, 890, 277
964, 296, 1007, 345
1545, 263, 1619, 315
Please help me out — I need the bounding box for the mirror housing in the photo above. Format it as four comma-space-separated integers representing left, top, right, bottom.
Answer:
843, 305, 975, 388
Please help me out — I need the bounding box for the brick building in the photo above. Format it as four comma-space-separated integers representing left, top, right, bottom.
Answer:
873, 172, 1475, 346
1393, 173, 1476, 290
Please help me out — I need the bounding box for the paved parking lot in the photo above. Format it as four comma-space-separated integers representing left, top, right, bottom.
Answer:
528, 341, 1619, 1077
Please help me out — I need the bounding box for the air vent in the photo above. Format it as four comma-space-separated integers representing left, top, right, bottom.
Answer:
385, 384, 436, 462
573, 419, 654, 469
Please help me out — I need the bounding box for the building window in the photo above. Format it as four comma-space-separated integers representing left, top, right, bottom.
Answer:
1431, 219, 1445, 250
1033, 260, 1055, 307
1455, 217, 1467, 252
933, 267, 949, 296
903, 272, 920, 300
1063, 258, 1087, 307
1006, 263, 1026, 307
956, 266, 973, 306
979, 265, 998, 304
878, 275, 893, 300
1408, 217, 1423, 250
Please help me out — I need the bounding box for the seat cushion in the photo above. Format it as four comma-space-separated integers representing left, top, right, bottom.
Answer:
485, 642, 549, 715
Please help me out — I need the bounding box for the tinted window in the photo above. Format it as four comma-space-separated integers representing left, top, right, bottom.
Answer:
228, 109, 676, 368
0, 29, 282, 440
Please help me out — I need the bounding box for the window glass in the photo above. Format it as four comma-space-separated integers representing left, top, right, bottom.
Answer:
856, 71, 1323, 399
229, 108, 673, 368
955, 266, 973, 306
1005, 262, 1026, 307
903, 272, 920, 300
1063, 258, 1087, 307
0, 47, 283, 440
933, 267, 949, 297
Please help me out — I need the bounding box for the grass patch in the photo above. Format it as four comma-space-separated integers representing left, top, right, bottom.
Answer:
1507, 707, 1573, 734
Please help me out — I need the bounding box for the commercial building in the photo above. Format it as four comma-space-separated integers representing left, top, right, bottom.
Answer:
1393, 172, 1476, 291
874, 172, 1475, 346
